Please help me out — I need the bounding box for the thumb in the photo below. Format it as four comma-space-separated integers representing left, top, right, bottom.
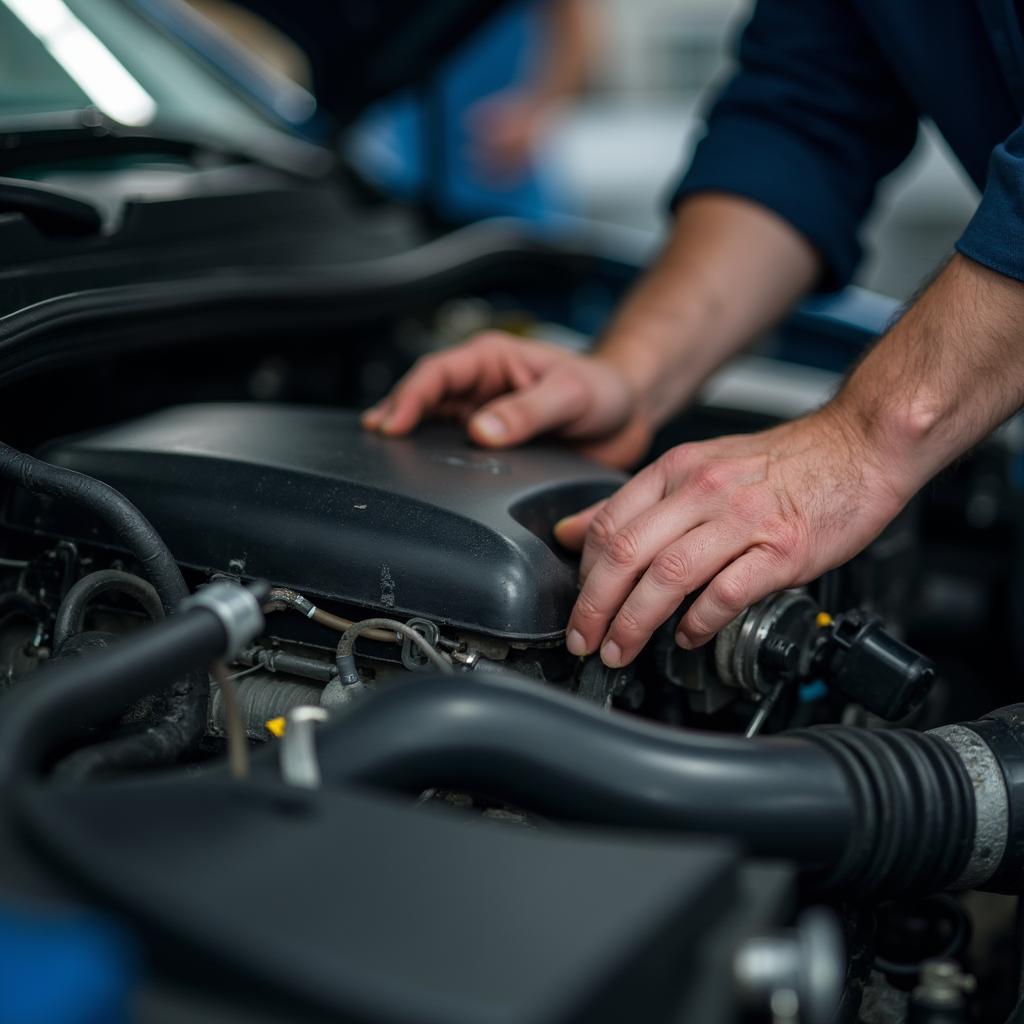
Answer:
553, 500, 606, 553
468, 366, 588, 448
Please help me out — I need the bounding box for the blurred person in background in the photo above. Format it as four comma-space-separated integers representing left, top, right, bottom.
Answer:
365, 0, 1024, 670
349, 0, 596, 224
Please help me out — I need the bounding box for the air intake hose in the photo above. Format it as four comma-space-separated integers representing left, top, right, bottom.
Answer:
312, 674, 1013, 895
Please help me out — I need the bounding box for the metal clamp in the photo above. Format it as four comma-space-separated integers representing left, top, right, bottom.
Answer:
181, 582, 264, 660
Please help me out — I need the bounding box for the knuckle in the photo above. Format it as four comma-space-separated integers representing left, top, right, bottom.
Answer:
553, 367, 587, 405
650, 548, 692, 589
692, 461, 728, 497
661, 444, 696, 476
761, 516, 803, 561
605, 528, 642, 570
588, 507, 617, 547
573, 591, 604, 624
682, 611, 713, 644
712, 574, 751, 615
610, 606, 646, 641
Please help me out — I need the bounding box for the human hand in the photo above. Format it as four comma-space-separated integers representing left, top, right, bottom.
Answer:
362, 331, 652, 468
465, 91, 551, 183
554, 408, 907, 664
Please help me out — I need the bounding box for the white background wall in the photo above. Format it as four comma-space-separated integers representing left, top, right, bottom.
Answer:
552, 0, 979, 299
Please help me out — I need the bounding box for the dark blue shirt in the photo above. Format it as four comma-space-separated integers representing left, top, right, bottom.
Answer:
675, 0, 1024, 290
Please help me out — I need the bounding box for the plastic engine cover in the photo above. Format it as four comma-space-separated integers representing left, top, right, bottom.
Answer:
15, 404, 626, 641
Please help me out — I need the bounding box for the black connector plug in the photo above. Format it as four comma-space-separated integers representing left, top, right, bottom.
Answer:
818, 611, 935, 720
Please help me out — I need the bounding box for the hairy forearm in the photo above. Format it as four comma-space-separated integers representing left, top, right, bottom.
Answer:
832, 254, 1024, 502
596, 193, 822, 427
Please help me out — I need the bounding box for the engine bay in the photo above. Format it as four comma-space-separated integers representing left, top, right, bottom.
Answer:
0, 258, 1022, 1024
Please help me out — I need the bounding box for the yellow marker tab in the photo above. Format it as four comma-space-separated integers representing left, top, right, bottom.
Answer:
816, 612, 834, 629
265, 716, 287, 738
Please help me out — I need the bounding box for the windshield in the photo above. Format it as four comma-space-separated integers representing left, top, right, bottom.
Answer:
0, 0, 314, 149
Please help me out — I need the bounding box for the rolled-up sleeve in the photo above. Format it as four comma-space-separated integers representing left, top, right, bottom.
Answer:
956, 124, 1024, 281
674, 0, 919, 291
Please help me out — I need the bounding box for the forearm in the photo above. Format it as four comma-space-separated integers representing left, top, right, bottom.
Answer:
534, 0, 597, 102
596, 193, 822, 428
831, 254, 1024, 503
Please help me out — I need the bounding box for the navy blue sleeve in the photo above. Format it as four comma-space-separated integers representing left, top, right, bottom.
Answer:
674, 0, 919, 291
956, 124, 1024, 281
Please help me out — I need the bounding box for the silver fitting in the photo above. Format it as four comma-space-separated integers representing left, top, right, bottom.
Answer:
181, 582, 264, 660
715, 590, 818, 697
733, 908, 844, 1024
279, 705, 329, 789
912, 959, 976, 1009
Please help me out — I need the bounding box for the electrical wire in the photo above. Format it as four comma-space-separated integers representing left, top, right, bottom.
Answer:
336, 618, 452, 679
264, 587, 399, 644
745, 679, 787, 738
211, 660, 249, 780
223, 663, 264, 682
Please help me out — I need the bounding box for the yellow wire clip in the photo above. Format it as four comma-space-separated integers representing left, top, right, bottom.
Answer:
265, 716, 287, 738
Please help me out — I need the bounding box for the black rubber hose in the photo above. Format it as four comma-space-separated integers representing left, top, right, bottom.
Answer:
53, 569, 165, 651
0, 443, 207, 774
0, 444, 186, 611
315, 673, 854, 867
0, 605, 227, 784
312, 674, 977, 891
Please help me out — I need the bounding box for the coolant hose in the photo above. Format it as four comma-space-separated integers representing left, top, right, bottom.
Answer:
0, 442, 205, 774
312, 674, 979, 893
0, 443, 186, 611
53, 569, 165, 651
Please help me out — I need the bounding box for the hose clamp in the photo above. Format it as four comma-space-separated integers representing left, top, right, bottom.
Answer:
181, 582, 264, 659
930, 724, 1009, 889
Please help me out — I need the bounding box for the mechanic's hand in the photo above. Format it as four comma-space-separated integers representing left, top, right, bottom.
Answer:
465, 90, 550, 183
554, 408, 905, 664
362, 331, 653, 468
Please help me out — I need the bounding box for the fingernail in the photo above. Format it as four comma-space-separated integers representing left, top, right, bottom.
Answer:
675, 631, 693, 650
553, 515, 576, 536
601, 639, 622, 668
566, 629, 587, 656
472, 413, 507, 443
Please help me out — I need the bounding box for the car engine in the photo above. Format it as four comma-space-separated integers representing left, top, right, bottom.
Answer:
0, 248, 1022, 1024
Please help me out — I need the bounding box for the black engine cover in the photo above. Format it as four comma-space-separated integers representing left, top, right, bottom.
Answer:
12, 404, 625, 641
